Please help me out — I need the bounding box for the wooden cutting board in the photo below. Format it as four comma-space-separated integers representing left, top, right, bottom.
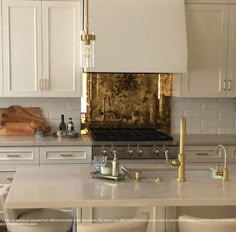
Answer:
0, 105, 43, 126
5, 123, 34, 136
0, 105, 49, 136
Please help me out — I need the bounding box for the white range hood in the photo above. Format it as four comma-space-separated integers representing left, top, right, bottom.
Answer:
88, 0, 187, 73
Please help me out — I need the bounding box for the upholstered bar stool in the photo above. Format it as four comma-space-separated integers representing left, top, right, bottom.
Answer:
0, 185, 73, 232
77, 212, 149, 232
179, 215, 236, 232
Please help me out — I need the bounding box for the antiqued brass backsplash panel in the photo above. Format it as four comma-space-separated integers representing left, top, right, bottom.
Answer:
86, 73, 172, 133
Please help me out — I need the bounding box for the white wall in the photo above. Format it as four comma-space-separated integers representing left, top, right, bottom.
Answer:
0, 98, 81, 132
171, 98, 236, 134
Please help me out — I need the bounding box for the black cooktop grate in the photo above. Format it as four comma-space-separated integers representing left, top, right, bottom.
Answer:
89, 127, 173, 141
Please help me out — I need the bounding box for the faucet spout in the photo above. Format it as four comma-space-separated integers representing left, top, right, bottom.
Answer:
215, 145, 229, 181
165, 117, 186, 182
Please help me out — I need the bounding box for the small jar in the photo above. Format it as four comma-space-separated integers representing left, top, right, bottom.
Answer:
101, 161, 112, 176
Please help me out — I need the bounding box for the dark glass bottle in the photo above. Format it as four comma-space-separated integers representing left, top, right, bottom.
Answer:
67, 118, 74, 132
59, 114, 66, 131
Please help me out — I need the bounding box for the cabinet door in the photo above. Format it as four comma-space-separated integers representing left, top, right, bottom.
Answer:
227, 146, 236, 161
2, 0, 42, 97
0, 1, 2, 97
0, 147, 39, 165
42, 1, 81, 97
181, 4, 229, 97
40, 146, 92, 164
185, 146, 223, 163
226, 6, 236, 97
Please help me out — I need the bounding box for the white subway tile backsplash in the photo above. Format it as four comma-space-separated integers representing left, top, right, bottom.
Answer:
202, 128, 218, 134
171, 97, 236, 134
1, 96, 236, 135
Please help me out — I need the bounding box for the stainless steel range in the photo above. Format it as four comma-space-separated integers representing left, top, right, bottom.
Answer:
90, 127, 178, 160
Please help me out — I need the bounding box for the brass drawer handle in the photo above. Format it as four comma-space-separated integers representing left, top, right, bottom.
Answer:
60, 154, 73, 157
7, 154, 21, 158
196, 153, 209, 156
6, 177, 14, 181
228, 80, 232, 91
223, 80, 226, 90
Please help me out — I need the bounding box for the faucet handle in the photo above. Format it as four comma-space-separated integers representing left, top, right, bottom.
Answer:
216, 163, 220, 172
164, 149, 169, 161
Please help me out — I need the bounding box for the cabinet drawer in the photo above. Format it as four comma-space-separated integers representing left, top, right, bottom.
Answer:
0, 147, 39, 164
185, 146, 223, 162
40, 146, 92, 164
0, 171, 15, 184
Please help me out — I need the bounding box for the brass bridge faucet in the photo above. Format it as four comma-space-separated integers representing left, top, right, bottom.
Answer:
165, 117, 186, 182
215, 145, 229, 181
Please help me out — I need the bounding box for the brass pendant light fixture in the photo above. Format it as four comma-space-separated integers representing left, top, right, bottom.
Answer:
81, 0, 96, 69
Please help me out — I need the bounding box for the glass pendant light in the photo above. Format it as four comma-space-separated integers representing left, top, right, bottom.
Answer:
81, 0, 96, 69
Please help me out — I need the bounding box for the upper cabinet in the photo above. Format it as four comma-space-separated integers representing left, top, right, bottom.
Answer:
3, 0, 42, 97
175, 3, 236, 97
0, 1, 3, 97
226, 5, 236, 97
2, 0, 81, 97
88, 0, 187, 73
42, 1, 81, 97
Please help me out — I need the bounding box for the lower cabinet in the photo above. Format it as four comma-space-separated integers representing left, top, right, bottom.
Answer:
185, 146, 223, 163
0, 144, 92, 223
185, 145, 236, 163
40, 146, 92, 164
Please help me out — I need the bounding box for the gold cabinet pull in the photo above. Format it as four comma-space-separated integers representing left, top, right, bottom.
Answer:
223, 80, 226, 90
6, 177, 14, 181
7, 154, 21, 158
60, 154, 73, 157
228, 80, 232, 91
196, 153, 209, 156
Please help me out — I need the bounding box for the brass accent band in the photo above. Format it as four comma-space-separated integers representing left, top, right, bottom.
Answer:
81, 34, 96, 41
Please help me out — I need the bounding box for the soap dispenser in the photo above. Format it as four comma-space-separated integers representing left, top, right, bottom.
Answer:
112, 149, 120, 177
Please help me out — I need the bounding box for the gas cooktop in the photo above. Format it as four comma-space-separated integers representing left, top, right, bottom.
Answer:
89, 127, 173, 141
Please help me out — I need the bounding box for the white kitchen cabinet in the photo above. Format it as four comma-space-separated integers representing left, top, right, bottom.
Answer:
2, 0, 42, 97
42, 1, 81, 97
2, 0, 82, 97
0, 1, 3, 97
179, 4, 229, 97
0, 147, 40, 165
226, 5, 236, 97
40, 146, 91, 164
174, 3, 236, 98
185, 146, 223, 163
227, 146, 236, 161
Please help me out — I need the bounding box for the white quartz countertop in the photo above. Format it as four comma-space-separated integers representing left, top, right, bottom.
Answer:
0, 135, 92, 146
6, 165, 236, 209
173, 134, 236, 146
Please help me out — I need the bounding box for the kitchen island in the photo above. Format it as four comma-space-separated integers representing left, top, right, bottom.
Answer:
5, 165, 236, 232
6, 165, 236, 209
